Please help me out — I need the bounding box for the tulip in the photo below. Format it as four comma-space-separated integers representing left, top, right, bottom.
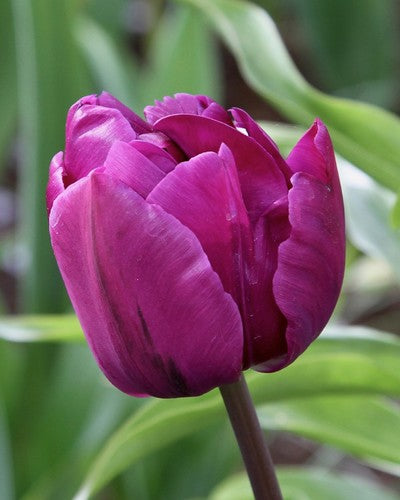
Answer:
47, 92, 345, 398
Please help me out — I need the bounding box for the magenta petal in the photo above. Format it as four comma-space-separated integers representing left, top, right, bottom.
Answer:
64, 104, 137, 181
230, 107, 292, 182
97, 92, 151, 134
271, 171, 345, 371
46, 152, 66, 214
49, 172, 243, 397
153, 115, 287, 220
137, 132, 186, 163
144, 93, 231, 126
287, 119, 337, 184
245, 196, 290, 369
129, 140, 177, 173
147, 144, 252, 308
104, 141, 166, 197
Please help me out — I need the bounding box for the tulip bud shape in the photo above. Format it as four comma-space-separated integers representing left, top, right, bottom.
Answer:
47, 93, 345, 398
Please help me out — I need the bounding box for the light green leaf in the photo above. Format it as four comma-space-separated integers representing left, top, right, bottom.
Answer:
0, 315, 83, 342
74, 16, 139, 108
209, 467, 399, 500
74, 326, 400, 498
338, 159, 400, 280
141, 4, 221, 105
12, 0, 91, 312
177, 0, 400, 191
259, 397, 400, 471
391, 193, 400, 228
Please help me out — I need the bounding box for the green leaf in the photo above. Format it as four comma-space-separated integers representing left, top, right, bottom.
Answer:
12, 0, 91, 312
391, 193, 400, 228
338, 159, 400, 280
74, 16, 139, 108
177, 0, 400, 191
141, 4, 221, 105
209, 467, 399, 500
0, 403, 14, 500
0, 315, 83, 343
0, 0, 17, 173
74, 326, 400, 498
259, 397, 400, 471
288, 0, 399, 108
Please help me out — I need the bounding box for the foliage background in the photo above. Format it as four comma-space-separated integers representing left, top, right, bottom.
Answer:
0, 0, 399, 498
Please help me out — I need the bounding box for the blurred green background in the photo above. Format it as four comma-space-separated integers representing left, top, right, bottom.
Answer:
1, 0, 400, 499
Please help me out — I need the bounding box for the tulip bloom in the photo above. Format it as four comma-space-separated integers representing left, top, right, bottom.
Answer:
47, 92, 345, 398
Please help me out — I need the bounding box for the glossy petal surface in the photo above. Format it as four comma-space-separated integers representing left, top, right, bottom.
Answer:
128, 140, 177, 173
270, 122, 345, 371
104, 141, 166, 197
148, 145, 251, 312
46, 151, 65, 213
49, 172, 243, 397
145, 93, 231, 126
97, 92, 151, 134
154, 114, 287, 220
246, 196, 290, 369
230, 107, 292, 182
64, 104, 137, 181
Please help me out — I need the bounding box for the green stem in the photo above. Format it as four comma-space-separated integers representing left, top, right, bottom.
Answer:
219, 375, 283, 500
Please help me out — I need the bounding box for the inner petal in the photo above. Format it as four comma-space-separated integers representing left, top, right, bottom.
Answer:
104, 141, 166, 198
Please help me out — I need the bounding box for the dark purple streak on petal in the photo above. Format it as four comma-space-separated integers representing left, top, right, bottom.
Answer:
49, 172, 243, 397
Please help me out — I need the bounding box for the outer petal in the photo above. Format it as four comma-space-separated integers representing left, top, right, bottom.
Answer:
64, 103, 137, 181
270, 132, 345, 371
286, 118, 337, 184
144, 93, 232, 126
104, 141, 166, 197
153, 114, 287, 220
49, 172, 243, 398
147, 144, 252, 321
46, 151, 66, 214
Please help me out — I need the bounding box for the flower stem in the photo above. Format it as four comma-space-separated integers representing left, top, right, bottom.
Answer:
219, 375, 283, 500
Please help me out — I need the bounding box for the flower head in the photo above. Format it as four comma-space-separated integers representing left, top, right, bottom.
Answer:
47, 92, 345, 398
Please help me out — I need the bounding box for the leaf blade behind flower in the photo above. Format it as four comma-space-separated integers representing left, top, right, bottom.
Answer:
73, 326, 400, 498
176, 0, 400, 191
209, 467, 399, 500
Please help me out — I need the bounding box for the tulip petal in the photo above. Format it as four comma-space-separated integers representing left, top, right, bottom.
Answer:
287, 119, 337, 184
97, 92, 151, 134
270, 170, 345, 371
144, 93, 231, 126
230, 107, 292, 182
245, 196, 290, 369
147, 144, 252, 316
136, 132, 186, 163
64, 104, 137, 181
49, 172, 243, 397
128, 140, 177, 173
154, 115, 287, 220
104, 141, 166, 197
46, 151, 66, 214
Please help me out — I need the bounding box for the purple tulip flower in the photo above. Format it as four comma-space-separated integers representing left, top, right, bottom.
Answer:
47, 92, 345, 398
